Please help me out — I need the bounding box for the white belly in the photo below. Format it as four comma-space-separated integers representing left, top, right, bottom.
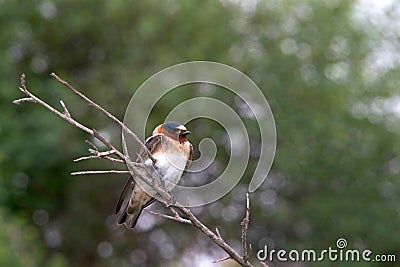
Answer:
145, 150, 187, 190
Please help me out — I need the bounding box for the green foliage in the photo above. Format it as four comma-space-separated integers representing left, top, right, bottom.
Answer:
0, 209, 67, 267
1, 0, 399, 266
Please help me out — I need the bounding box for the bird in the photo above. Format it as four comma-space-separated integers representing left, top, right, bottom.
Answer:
115, 121, 193, 228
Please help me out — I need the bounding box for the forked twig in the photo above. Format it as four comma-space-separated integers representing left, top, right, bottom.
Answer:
59, 100, 70, 118
50, 72, 155, 163
74, 148, 124, 163
14, 74, 94, 135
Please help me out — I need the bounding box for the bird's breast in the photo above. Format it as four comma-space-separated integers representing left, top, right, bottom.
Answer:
150, 149, 188, 190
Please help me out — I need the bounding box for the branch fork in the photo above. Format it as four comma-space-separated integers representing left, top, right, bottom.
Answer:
14, 73, 255, 267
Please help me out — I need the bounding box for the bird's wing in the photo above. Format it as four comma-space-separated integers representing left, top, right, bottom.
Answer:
115, 135, 163, 214
138, 134, 163, 162
115, 175, 134, 213
184, 142, 194, 172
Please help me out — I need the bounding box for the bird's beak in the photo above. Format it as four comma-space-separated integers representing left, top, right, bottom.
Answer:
181, 130, 191, 136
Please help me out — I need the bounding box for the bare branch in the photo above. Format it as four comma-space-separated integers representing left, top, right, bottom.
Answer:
174, 202, 253, 267
71, 170, 130, 176
260, 262, 270, 267
14, 74, 170, 206
241, 192, 250, 262
15, 74, 128, 165
15, 73, 254, 267
50, 72, 155, 163
14, 73, 94, 135
144, 209, 192, 225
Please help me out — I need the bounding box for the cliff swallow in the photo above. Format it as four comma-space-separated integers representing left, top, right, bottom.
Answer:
116, 121, 193, 228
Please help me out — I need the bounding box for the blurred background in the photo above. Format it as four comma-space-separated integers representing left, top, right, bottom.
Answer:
1, 0, 400, 266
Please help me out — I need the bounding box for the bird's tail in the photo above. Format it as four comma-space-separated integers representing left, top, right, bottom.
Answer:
115, 176, 155, 228
117, 205, 143, 229
115, 176, 143, 228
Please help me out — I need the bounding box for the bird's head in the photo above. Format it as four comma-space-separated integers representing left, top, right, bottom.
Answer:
152, 121, 191, 142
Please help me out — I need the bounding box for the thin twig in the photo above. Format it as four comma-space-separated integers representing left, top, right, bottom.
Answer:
212, 256, 231, 263
74, 154, 124, 163
102, 156, 125, 163
144, 209, 192, 225
85, 139, 98, 150
73, 155, 99, 162
241, 192, 250, 262
59, 100, 70, 118
215, 227, 222, 239
74, 149, 124, 163
71, 170, 130, 176
13, 97, 36, 104
249, 244, 252, 259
